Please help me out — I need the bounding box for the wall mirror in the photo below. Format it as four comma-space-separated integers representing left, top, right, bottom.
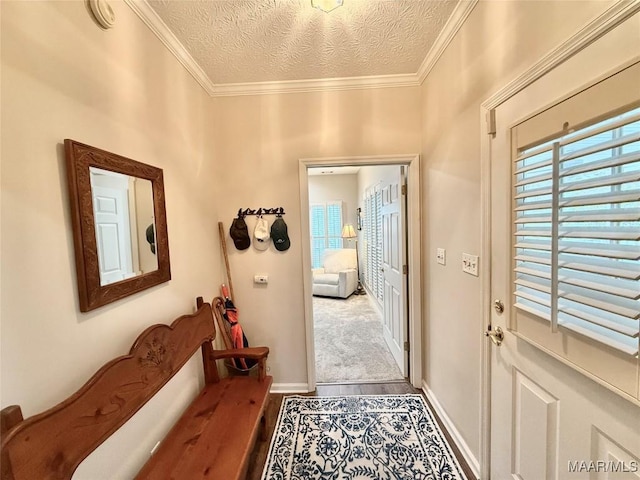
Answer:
65, 139, 171, 312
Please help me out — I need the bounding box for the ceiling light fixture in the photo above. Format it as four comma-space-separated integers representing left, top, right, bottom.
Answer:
311, 0, 344, 13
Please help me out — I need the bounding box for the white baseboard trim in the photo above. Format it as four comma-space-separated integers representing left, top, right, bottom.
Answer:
422, 381, 480, 479
270, 383, 311, 394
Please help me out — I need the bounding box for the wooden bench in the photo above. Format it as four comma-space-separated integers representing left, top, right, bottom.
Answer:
0, 299, 273, 480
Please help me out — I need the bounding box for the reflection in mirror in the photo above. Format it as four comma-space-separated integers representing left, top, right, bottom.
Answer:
89, 167, 158, 286
65, 139, 171, 312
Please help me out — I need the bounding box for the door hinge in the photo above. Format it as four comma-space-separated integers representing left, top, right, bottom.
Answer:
404, 341, 410, 352
403, 264, 408, 275
401, 184, 407, 196
486, 108, 496, 136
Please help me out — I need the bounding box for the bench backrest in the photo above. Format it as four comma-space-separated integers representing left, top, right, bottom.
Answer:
1, 303, 216, 480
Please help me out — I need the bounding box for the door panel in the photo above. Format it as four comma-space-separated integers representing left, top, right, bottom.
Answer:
91, 173, 133, 285
489, 53, 640, 479
381, 168, 407, 376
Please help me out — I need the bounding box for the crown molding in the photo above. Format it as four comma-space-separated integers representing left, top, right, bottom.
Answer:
483, 0, 640, 110
123, 0, 217, 96
125, 0, 477, 97
417, 0, 478, 84
211, 73, 420, 97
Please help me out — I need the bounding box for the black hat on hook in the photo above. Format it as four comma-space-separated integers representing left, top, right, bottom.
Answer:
270, 215, 290, 251
230, 213, 251, 250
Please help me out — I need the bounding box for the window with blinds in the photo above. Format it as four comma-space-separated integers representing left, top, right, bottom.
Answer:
514, 106, 640, 358
310, 202, 343, 268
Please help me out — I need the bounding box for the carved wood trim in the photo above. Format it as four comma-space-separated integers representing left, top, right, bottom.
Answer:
64, 139, 171, 311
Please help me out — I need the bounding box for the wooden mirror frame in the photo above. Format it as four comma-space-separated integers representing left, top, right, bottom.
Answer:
64, 139, 171, 312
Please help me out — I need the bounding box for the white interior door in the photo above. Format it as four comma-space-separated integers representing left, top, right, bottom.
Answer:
381, 167, 408, 376
90, 169, 134, 286
487, 50, 640, 479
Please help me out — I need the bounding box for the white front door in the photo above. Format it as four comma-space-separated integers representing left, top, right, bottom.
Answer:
381, 167, 408, 376
90, 169, 134, 285
487, 42, 640, 479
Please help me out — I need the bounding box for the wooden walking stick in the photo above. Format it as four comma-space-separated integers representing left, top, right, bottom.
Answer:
218, 221, 235, 300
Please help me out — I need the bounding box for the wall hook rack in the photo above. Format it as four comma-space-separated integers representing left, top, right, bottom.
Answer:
237, 207, 285, 217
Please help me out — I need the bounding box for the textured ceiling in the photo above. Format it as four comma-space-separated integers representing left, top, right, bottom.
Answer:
147, 0, 459, 85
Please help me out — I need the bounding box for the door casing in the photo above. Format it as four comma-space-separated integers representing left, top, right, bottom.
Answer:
299, 154, 422, 390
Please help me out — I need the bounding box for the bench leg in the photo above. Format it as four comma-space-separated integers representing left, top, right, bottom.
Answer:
259, 413, 267, 442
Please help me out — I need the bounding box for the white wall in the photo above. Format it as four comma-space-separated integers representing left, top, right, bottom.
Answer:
419, 0, 622, 469
211, 88, 422, 389
0, 1, 222, 477
308, 173, 358, 248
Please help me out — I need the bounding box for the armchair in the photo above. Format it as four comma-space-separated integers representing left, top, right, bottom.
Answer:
312, 248, 358, 298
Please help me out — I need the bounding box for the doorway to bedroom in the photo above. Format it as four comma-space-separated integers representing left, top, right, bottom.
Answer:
306, 164, 408, 385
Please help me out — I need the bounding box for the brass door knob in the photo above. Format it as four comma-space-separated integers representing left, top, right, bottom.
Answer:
485, 326, 504, 346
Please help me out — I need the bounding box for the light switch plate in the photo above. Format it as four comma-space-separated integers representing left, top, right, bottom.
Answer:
436, 248, 446, 265
462, 253, 479, 276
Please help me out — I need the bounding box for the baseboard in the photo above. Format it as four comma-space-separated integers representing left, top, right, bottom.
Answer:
270, 383, 311, 394
422, 381, 481, 479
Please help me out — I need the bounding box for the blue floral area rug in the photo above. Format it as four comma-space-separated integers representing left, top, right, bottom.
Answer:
261, 395, 466, 480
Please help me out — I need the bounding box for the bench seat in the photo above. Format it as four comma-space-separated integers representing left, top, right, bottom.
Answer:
136, 375, 273, 480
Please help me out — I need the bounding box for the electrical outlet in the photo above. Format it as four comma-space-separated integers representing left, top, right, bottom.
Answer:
462, 253, 479, 276
254, 274, 268, 284
436, 248, 446, 265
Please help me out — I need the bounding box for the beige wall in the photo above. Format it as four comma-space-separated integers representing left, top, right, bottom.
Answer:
211, 88, 422, 388
0, 1, 222, 476
420, 0, 620, 468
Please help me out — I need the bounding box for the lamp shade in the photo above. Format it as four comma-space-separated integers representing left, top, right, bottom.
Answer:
311, 0, 343, 13
341, 224, 356, 239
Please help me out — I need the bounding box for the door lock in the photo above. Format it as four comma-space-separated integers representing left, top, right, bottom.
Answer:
494, 299, 504, 314
485, 325, 504, 346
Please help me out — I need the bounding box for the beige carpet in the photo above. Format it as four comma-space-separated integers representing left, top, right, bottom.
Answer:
313, 294, 404, 383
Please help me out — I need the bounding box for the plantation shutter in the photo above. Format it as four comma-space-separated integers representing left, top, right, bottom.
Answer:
310, 202, 343, 269
326, 202, 343, 249
375, 189, 383, 302
310, 204, 326, 269
362, 186, 384, 301
514, 107, 640, 356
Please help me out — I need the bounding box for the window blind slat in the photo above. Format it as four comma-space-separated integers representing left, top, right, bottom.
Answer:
515, 266, 551, 280
560, 132, 640, 163
515, 290, 551, 307
560, 151, 639, 179
558, 171, 640, 193
515, 254, 551, 266
559, 275, 639, 300
516, 190, 640, 210
514, 301, 550, 320
558, 290, 640, 320
516, 171, 552, 188
559, 308, 639, 337
558, 321, 638, 356
557, 208, 640, 223
558, 110, 640, 146
515, 278, 551, 294
557, 259, 640, 280
516, 240, 640, 260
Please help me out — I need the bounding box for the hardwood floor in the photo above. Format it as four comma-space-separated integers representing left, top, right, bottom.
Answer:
246, 381, 475, 480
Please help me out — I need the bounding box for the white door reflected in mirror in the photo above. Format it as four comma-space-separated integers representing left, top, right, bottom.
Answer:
90, 167, 158, 286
